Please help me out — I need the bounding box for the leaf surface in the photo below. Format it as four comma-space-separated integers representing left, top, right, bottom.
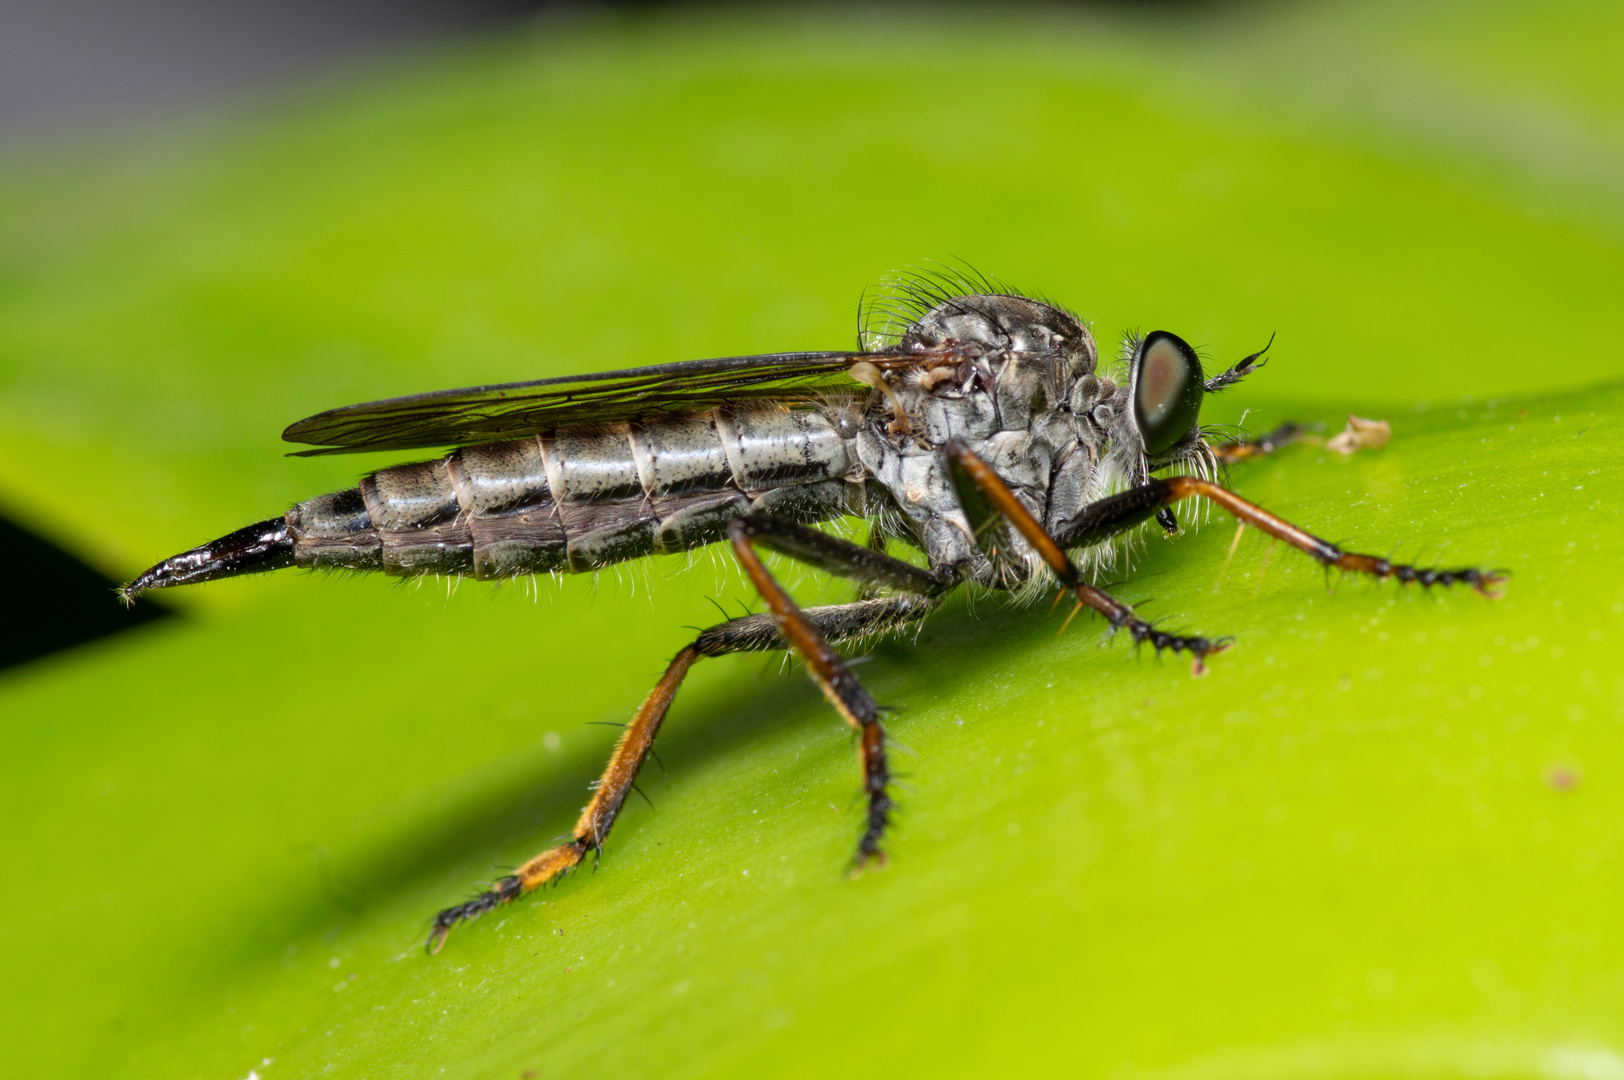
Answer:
1, 4, 1620, 1078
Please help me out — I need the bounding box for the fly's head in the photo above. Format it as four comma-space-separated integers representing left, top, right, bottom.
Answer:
857, 270, 1266, 461
1088, 330, 1273, 490
1125, 329, 1207, 467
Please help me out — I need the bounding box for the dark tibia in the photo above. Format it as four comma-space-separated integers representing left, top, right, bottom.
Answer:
1054, 476, 1506, 596
1049, 483, 1168, 551
944, 442, 1226, 675
728, 518, 897, 869
120, 517, 295, 603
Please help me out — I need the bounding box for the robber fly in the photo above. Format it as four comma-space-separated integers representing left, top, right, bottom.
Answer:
122, 269, 1503, 952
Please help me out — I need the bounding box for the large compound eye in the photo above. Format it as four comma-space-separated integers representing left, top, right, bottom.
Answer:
1131, 330, 1204, 455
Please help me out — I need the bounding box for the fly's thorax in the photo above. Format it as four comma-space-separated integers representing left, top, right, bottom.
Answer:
898, 384, 999, 446
900, 293, 1096, 386
991, 353, 1064, 434
857, 409, 1071, 590
875, 296, 1096, 446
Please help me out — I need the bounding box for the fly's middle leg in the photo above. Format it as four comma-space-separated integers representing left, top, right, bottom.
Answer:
427, 516, 951, 952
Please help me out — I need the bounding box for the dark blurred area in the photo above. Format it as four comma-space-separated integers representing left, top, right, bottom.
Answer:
0, 0, 1215, 140
0, 516, 170, 671
0, 0, 550, 141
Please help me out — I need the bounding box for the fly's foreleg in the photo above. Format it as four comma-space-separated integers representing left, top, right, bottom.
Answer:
1055, 476, 1507, 596
1211, 422, 1307, 465
945, 441, 1231, 675
428, 516, 948, 952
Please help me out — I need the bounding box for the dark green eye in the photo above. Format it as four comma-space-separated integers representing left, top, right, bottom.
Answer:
1131, 330, 1204, 455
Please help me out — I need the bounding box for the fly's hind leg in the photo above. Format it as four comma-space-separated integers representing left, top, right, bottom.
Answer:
427, 596, 932, 952
427, 644, 697, 953
728, 515, 957, 870
428, 516, 953, 952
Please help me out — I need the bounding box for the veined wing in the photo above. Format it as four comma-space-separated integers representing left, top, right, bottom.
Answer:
282, 349, 941, 456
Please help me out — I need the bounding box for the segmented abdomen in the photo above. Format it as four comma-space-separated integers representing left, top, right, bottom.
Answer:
285, 403, 863, 578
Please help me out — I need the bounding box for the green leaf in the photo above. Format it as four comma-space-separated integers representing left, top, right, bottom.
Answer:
3, 4, 1621, 1078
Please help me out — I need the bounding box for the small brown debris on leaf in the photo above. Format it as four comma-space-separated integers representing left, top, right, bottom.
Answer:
1546, 766, 1582, 792
1326, 414, 1391, 455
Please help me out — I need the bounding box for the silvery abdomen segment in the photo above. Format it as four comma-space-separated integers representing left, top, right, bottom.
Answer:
286, 402, 863, 579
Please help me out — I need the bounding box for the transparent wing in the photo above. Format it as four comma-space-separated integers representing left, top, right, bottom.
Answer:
281, 349, 940, 456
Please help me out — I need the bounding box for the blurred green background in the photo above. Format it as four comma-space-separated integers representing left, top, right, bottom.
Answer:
1, 2, 1621, 1077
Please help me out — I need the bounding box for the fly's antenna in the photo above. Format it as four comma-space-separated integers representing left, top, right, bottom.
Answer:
1204, 333, 1275, 393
